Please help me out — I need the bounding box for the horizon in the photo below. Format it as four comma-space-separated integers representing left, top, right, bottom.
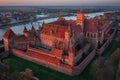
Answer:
0, 0, 120, 6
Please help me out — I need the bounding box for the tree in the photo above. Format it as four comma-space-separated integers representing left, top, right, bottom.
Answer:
90, 56, 116, 80
110, 48, 120, 64
0, 61, 29, 80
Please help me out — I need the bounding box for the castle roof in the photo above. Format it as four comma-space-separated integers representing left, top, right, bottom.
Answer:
3, 28, 16, 39
23, 27, 27, 33
40, 18, 82, 39
13, 35, 35, 42
40, 23, 68, 38
97, 20, 109, 31
84, 19, 109, 33
84, 19, 98, 33
30, 26, 35, 32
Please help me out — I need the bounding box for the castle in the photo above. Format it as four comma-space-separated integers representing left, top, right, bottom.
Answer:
3, 12, 115, 76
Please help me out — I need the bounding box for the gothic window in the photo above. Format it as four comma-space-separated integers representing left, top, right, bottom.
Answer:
94, 34, 96, 38
91, 34, 92, 38
87, 33, 89, 37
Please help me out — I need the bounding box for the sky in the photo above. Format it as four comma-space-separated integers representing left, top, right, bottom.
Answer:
0, 0, 120, 6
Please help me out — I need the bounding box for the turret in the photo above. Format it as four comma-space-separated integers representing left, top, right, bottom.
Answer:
23, 27, 27, 33
31, 26, 35, 32
30, 26, 36, 34
23, 27, 28, 37
68, 47, 75, 66
76, 12, 84, 32
3, 28, 16, 51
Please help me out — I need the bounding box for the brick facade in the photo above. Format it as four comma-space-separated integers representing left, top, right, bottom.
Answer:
3, 12, 114, 76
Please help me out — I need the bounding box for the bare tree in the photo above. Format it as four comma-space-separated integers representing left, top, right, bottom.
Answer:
90, 56, 116, 80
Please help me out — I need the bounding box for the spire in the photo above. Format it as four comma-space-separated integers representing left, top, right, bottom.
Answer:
31, 26, 35, 32
42, 21, 45, 27
23, 27, 27, 33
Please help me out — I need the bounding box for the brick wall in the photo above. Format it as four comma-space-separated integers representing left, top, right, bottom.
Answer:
27, 46, 61, 59
72, 49, 95, 76
11, 48, 73, 75
11, 48, 95, 76
97, 29, 116, 55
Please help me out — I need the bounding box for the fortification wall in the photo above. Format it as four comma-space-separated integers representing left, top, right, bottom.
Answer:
97, 29, 116, 55
11, 48, 95, 76
72, 49, 95, 76
27, 46, 61, 59
11, 48, 72, 75
73, 50, 83, 65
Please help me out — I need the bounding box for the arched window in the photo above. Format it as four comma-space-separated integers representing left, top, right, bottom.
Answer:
94, 34, 96, 38
87, 33, 89, 37
91, 34, 92, 38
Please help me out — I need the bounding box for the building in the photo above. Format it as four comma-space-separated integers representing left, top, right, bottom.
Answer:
3, 12, 115, 76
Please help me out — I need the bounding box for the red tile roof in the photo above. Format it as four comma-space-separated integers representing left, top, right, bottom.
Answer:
40, 23, 68, 38
3, 28, 16, 39
14, 36, 35, 42
84, 19, 109, 33
31, 26, 35, 31
23, 27, 27, 33
40, 18, 82, 39
84, 19, 98, 33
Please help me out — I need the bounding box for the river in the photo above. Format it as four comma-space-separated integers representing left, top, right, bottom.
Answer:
0, 12, 104, 40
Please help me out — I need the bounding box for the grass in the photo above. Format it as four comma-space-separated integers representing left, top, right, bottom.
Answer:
102, 40, 120, 58
0, 43, 4, 47
6, 39, 120, 80
7, 55, 93, 80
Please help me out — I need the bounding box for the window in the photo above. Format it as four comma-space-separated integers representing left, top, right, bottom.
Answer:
87, 33, 89, 37
91, 34, 92, 38
94, 34, 96, 38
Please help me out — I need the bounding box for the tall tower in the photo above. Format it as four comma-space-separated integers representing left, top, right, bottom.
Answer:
3, 28, 16, 51
76, 12, 84, 32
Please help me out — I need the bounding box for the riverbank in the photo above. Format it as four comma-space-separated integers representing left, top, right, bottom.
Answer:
0, 14, 74, 29
0, 12, 104, 40
0, 11, 104, 29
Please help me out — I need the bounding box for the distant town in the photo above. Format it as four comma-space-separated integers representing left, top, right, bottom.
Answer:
0, 6, 120, 80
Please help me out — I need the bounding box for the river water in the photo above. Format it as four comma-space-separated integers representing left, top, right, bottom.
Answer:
0, 12, 104, 40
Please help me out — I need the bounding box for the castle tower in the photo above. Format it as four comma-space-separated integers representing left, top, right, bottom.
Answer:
68, 47, 75, 66
76, 12, 84, 32
3, 28, 16, 51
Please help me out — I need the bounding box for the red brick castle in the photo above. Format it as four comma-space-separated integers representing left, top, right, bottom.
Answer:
3, 12, 116, 76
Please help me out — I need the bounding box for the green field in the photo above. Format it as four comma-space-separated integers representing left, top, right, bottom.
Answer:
7, 40, 120, 80
0, 43, 4, 47
102, 40, 120, 58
